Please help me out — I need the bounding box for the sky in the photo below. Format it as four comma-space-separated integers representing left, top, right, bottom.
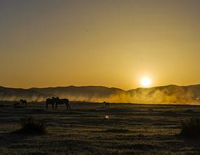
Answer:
1, 0, 200, 90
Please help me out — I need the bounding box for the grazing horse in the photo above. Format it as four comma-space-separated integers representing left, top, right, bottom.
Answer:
104, 101, 109, 107
20, 99, 27, 106
46, 97, 56, 109
54, 97, 70, 110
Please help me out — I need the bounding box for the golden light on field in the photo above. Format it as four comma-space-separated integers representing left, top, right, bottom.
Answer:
140, 77, 152, 88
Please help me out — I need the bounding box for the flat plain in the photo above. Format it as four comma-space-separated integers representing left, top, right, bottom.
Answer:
0, 102, 200, 155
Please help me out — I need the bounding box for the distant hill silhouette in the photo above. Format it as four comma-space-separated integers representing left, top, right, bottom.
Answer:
0, 86, 49, 101
1, 85, 200, 104
31, 86, 123, 98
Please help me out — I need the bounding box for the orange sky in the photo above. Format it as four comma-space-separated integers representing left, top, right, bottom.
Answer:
1, 0, 200, 90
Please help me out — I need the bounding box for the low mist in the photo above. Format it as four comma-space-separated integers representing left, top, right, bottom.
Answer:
1, 85, 200, 104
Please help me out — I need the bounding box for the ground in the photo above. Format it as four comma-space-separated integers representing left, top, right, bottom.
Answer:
0, 102, 200, 155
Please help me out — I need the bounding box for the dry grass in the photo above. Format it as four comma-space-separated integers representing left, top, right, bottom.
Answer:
14, 116, 47, 135
180, 117, 200, 138
0, 102, 200, 154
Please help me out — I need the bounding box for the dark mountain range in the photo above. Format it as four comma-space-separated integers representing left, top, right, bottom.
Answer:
0, 85, 200, 104
0, 86, 49, 101
31, 85, 123, 98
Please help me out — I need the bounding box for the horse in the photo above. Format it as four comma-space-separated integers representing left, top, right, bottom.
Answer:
46, 97, 56, 109
103, 101, 109, 107
54, 97, 70, 110
20, 99, 27, 106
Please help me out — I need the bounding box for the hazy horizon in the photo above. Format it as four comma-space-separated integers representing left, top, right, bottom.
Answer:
1, 83, 200, 91
1, 0, 200, 90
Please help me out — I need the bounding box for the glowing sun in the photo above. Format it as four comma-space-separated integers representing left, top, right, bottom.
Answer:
140, 77, 152, 87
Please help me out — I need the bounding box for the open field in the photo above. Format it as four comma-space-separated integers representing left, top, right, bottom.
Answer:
1, 102, 200, 155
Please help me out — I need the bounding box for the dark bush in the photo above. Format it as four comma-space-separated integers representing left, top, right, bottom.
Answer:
184, 109, 195, 113
0, 104, 8, 107
14, 105, 23, 108
105, 128, 130, 133
148, 108, 154, 112
180, 118, 200, 138
32, 109, 46, 113
16, 116, 47, 135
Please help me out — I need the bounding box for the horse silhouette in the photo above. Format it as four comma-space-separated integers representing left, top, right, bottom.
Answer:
20, 99, 27, 106
54, 97, 70, 110
46, 97, 56, 109
103, 101, 109, 107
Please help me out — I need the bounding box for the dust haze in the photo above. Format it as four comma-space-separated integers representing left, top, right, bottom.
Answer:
1, 85, 200, 104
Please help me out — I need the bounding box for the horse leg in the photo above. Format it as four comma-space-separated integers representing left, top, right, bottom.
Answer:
55, 103, 57, 110
52, 103, 54, 109
46, 103, 48, 109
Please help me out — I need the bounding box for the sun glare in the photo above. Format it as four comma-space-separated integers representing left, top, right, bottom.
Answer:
140, 77, 152, 88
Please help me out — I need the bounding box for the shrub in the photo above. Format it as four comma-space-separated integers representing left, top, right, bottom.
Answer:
14, 105, 23, 108
105, 128, 130, 133
184, 109, 194, 113
180, 117, 200, 138
16, 116, 47, 135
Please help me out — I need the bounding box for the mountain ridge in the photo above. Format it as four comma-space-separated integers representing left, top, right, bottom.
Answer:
0, 84, 200, 104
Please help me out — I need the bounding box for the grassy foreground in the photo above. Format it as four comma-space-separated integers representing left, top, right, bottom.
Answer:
1, 102, 200, 155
